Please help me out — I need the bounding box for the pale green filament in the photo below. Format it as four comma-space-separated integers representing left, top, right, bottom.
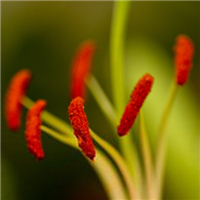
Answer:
86, 75, 117, 127
155, 80, 179, 199
22, 96, 72, 136
90, 130, 136, 200
86, 75, 143, 199
110, 2, 143, 199
110, 1, 130, 117
139, 112, 157, 200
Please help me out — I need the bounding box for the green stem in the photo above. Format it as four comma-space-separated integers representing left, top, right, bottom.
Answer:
86, 74, 143, 197
110, 1, 130, 117
22, 96, 72, 136
110, 2, 143, 199
90, 130, 136, 200
86, 75, 117, 127
155, 81, 179, 199
139, 112, 157, 200
41, 125, 75, 148
40, 125, 128, 200
92, 150, 128, 200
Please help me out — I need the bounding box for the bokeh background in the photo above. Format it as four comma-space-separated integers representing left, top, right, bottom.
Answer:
1, 1, 199, 200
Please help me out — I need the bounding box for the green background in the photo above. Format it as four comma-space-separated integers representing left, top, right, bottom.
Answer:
1, 1, 200, 200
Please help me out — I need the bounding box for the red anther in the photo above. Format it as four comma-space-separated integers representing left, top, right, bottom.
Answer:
173, 35, 194, 85
70, 40, 96, 100
117, 73, 154, 136
68, 97, 96, 160
25, 100, 46, 161
5, 69, 32, 131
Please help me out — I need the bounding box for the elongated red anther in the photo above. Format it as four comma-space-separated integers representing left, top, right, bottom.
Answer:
173, 35, 194, 85
25, 100, 46, 161
5, 69, 32, 131
70, 40, 96, 100
68, 97, 96, 160
117, 73, 154, 136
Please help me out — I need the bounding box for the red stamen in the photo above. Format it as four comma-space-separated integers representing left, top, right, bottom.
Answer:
5, 69, 32, 131
117, 73, 154, 136
173, 35, 194, 85
68, 97, 95, 160
70, 40, 96, 100
25, 100, 46, 161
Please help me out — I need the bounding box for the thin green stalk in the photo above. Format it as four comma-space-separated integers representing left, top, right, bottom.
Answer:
40, 125, 128, 200
86, 74, 143, 197
41, 125, 75, 148
155, 81, 179, 199
86, 75, 117, 127
86, 75, 142, 198
139, 112, 157, 200
110, 1, 130, 116
120, 134, 143, 199
22, 96, 72, 136
110, 2, 143, 199
90, 130, 136, 200
92, 150, 128, 200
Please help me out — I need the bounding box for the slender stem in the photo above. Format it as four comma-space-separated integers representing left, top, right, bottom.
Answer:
93, 150, 128, 200
155, 81, 179, 199
22, 96, 73, 136
86, 75, 117, 127
40, 125, 76, 148
110, 2, 143, 199
139, 112, 157, 200
90, 129, 136, 200
40, 125, 128, 200
110, 1, 130, 117
86, 75, 143, 197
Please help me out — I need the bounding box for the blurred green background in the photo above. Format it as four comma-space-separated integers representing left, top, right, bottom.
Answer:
1, 1, 199, 200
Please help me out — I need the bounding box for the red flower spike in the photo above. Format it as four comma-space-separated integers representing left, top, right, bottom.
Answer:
173, 35, 194, 85
70, 40, 96, 100
5, 69, 32, 131
25, 100, 46, 161
68, 97, 96, 160
117, 73, 154, 136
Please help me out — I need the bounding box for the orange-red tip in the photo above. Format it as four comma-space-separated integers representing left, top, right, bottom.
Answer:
5, 69, 32, 131
173, 35, 194, 85
68, 97, 96, 160
70, 40, 96, 100
117, 73, 154, 136
25, 99, 46, 161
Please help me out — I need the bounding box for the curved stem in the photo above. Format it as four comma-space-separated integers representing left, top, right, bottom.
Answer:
40, 125, 128, 200
22, 96, 72, 136
86, 75, 117, 127
90, 129, 136, 200
155, 81, 179, 199
41, 125, 75, 148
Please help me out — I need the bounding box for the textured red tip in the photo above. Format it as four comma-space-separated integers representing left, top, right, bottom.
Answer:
117, 73, 154, 136
173, 35, 194, 85
25, 100, 46, 161
68, 97, 95, 160
70, 40, 96, 100
5, 69, 32, 131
